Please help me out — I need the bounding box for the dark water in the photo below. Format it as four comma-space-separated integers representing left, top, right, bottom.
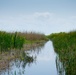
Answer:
0, 41, 65, 75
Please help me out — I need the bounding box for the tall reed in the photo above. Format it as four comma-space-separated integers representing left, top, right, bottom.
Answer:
18, 31, 47, 41
48, 31, 76, 75
0, 31, 47, 53
0, 31, 25, 53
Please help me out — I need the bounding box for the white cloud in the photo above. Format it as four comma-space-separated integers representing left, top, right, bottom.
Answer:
33, 12, 53, 20
0, 12, 76, 34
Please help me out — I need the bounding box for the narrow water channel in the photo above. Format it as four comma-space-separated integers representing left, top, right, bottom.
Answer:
0, 41, 65, 75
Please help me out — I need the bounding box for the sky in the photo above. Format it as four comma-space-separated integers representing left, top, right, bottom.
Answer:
0, 0, 76, 35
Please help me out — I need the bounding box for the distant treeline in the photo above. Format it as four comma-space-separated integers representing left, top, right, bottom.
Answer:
47, 31, 76, 75
0, 31, 47, 53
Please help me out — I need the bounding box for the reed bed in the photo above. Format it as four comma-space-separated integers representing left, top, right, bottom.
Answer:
18, 31, 47, 41
0, 31, 47, 53
0, 31, 25, 53
48, 31, 76, 75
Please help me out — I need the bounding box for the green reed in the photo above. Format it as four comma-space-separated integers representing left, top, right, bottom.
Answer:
0, 31, 47, 53
47, 31, 76, 75
0, 31, 25, 53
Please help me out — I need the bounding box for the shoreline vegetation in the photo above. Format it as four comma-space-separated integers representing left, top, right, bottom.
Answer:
47, 31, 76, 75
0, 31, 47, 70
0, 31, 47, 52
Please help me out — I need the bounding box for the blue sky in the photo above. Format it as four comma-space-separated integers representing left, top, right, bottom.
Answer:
0, 0, 76, 34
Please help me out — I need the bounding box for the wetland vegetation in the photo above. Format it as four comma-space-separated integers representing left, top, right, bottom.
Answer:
47, 31, 76, 75
0, 30, 76, 75
0, 31, 47, 70
0, 31, 47, 53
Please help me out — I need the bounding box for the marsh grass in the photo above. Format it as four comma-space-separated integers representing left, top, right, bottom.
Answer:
18, 31, 47, 41
0, 31, 47, 53
0, 31, 25, 53
48, 31, 76, 75
0, 30, 47, 71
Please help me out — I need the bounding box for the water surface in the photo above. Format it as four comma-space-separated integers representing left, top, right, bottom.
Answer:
0, 41, 64, 75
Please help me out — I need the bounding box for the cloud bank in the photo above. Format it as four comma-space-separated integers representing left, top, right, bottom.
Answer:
0, 12, 76, 34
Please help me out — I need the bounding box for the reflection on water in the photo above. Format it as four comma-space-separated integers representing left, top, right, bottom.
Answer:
0, 41, 65, 75
0, 42, 45, 75
56, 55, 65, 75
55, 49, 76, 75
0, 51, 35, 75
